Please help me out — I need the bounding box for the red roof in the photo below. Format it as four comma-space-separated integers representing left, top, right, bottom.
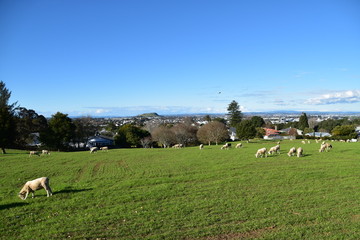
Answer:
263, 128, 280, 136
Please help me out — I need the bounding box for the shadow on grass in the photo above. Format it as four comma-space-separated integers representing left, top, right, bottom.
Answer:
0, 202, 29, 210
54, 187, 93, 195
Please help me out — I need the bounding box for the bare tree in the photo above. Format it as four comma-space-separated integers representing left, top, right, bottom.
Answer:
140, 136, 153, 148
197, 121, 228, 145
172, 123, 198, 146
151, 126, 176, 148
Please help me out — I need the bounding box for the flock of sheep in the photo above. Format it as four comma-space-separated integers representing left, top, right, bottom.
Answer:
20, 140, 335, 200
256, 140, 333, 158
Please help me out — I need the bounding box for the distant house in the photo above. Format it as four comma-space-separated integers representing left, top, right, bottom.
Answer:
279, 127, 303, 136
86, 135, 114, 148
263, 128, 282, 140
229, 127, 237, 141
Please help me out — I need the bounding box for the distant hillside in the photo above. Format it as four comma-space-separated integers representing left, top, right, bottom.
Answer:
138, 112, 160, 117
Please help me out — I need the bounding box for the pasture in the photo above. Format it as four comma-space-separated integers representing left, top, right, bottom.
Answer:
1, 140, 360, 239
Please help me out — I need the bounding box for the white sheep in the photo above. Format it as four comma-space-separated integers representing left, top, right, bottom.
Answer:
29, 151, 40, 157
235, 143, 243, 148
255, 148, 267, 158
319, 143, 332, 152
41, 150, 50, 155
100, 146, 108, 151
199, 144, 204, 150
287, 147, 296, 157
296, 147, 303, 157
221, 143, 231, 150
172, 144, 183, 149
90, 147, 98, 153
18, 177, 52, 200
268, 145, 280, 155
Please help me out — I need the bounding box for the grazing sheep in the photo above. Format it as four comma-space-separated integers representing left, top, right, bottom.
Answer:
172, 144, 183, 149
301, 141, 306, 144
90, 147, 98, 153
18, 177, 52, 200
199, 144, 204, 150
325, 143, 332, 151
255, 148, 267, 158
296, 147, 303, 157
268, 145, 280, 155
221, 143, 231, 150
319, 144, 327, 152
287, 147, 296, 157
100, 146, 108, 151
41, 150, 50, 155
319, 143, 332, 152
29, 151, 40, 157
235, 143, 243, 148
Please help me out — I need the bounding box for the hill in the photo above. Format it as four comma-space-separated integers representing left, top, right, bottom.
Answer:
1, 140, 360, 239
138, 112, 161, 117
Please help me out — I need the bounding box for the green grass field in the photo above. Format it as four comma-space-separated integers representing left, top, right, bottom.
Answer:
1, 140, 360, 239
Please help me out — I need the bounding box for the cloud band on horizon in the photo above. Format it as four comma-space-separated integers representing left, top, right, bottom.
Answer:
305, 90, 360, 105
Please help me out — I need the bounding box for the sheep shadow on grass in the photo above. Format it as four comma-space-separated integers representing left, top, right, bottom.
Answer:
0, 202, 29, 210
54, 187, 93, 195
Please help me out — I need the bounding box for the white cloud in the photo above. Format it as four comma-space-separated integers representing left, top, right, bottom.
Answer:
305, 90, 360, 105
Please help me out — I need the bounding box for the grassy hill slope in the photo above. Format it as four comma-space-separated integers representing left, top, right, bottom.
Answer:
1, 140, 360, 239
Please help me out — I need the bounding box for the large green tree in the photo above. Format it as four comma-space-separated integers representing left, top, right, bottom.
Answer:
298, 112, 309, 131
115, 124, 150, 148
332, 125, 357, 139
0, 81, 17, 154
236, 119, 256, 140
40, 112, 75, 151
14, 107, 47, 148
227, 100, 243, 127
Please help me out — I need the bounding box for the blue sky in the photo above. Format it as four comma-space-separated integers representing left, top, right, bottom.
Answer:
1, 0, 359, 117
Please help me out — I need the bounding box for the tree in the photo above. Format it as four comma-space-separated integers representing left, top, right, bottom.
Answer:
152, 126, 176, 148
172, 123, 198, 147
332, 125, 356, 139
227, 100, 243, 127
115, 124, 150, 147
40, 112, 75, 151
73, 117, 98, 147
0, 81, 17, 154
298, 112, 309, 131
197, 121, 228, 145
236, 120, 256, 140
250, 116, 265, 128
14, 107, 48, 148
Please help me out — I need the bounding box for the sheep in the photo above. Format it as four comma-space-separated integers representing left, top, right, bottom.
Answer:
100, 146, 108, 151
287, 147, 296, 157
268, 145, 280, 155
319, 143, 332, 152
29, 151, 40, 157
172, 144, 183, 149
319, 144, 327, 152
296, 147, 303, 157
199, 144, 204, 150
90, 147, 98, 153
221, 143, 231, 150
41, 150, 50, 155
325, 143, 332, 151
301, 141, 306, 144
18, 177, 52, 200
255, 148, 267, 158
235, 143, 243, 148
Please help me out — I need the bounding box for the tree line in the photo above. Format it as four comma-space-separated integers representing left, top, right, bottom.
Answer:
1, 81, 359, 153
